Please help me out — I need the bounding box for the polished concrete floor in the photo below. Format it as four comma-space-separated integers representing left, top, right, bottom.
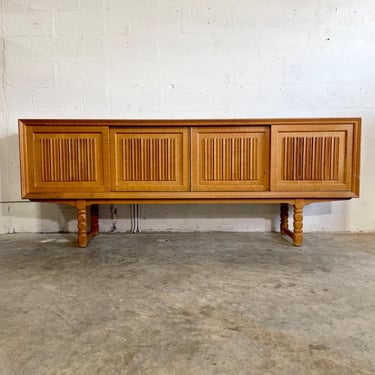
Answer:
0, 232, 374, 375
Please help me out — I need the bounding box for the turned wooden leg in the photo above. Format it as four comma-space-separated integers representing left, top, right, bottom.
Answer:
89, 204, 99, 236
293, 199, 304, 247
77, 200, 88, 248
280, 203, 289, 234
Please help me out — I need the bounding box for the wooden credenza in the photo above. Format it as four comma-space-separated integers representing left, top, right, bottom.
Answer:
18, 118, 361, 247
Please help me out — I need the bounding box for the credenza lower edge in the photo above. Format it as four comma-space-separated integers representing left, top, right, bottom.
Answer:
30, 198, 352, 248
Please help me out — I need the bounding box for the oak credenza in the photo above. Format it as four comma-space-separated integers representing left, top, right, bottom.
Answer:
18, 118, 361, 247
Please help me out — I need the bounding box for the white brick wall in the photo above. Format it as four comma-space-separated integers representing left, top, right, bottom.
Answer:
1, 0, 375, 233
3, 11, 53, 36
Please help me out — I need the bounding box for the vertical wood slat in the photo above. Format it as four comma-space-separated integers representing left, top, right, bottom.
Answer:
40, 137, 96, 182
282, 136, 340, 181
202, 136, 259, 181
121, 137, 177, 181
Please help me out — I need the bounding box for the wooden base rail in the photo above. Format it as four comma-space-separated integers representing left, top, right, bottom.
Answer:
68, 200, 306, 248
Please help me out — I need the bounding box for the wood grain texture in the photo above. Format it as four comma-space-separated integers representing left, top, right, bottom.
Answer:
280, 203, 289, 234
18, 118, 361, 247
88, 204, 99, 236
121, 138, 176, 182
40, 137, 97, 182
76, 200, 88, 248
110, 127, 189, 191
192, 126, 269, 191
282, 135, 340, 181
24, 190, 358, 200
18, 118, 360, 199
293, 199, 304, 246
270, 123, 359, 194
18, 118, 361, 127
202, 137, 258, 181
19, 124, 110, 195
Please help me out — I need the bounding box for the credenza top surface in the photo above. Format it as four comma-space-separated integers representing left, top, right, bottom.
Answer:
19, 118, 361, 127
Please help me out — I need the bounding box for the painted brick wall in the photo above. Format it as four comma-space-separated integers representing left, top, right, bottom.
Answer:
0, 0, 375, 233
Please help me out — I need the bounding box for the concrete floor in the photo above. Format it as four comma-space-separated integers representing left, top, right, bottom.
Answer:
0, 232, 374, 375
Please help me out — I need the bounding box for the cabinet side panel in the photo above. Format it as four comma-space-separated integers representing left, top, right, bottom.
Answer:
18, 120, 29, 198
352, 118, 361, 196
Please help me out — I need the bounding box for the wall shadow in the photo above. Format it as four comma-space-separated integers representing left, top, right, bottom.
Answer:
0, 134, 20, 205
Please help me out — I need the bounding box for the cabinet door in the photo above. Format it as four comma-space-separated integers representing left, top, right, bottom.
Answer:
20, 125, 110, 197
271, 124, 358, 192
110, 128, 189, 191
192, 127, 270, 191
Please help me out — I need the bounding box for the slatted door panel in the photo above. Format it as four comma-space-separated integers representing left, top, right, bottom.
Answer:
110, 128, 189, 191
192, 127, 270, 191
271, 124, 354, 192
22, 126, 109, 196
